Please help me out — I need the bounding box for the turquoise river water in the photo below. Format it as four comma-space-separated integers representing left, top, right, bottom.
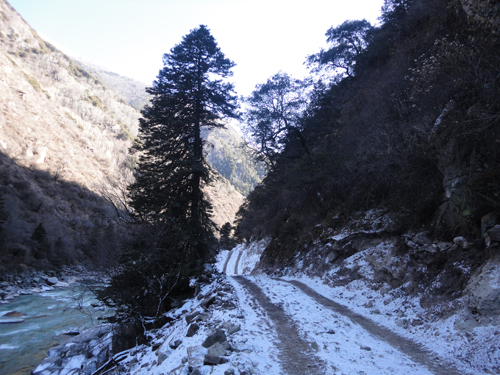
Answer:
0, 284, 109, 375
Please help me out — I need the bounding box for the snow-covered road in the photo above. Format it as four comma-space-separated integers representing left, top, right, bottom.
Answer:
214, 241, 491, 375
36, 242, 496, 374
230, 275, 460, 375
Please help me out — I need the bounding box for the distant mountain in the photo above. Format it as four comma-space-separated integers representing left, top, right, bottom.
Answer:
203, 124, 266, 196
72, 58, 151, 111
74, 56, 266, 197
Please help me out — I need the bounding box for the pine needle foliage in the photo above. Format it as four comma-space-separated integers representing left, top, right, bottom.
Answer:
129, 24, 238, 260
102, 25, 238, 323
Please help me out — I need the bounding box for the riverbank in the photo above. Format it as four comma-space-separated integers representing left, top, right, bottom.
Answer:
0, 273, 112, 375
0, 265, 105, 306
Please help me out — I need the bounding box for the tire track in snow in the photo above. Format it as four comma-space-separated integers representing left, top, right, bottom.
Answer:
222, 249, 233, 274
233, 250, 243, 275
281, 279, 462, 375
233, 276, 326, 375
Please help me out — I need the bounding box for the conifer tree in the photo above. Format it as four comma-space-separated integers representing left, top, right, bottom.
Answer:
99, 26, 237, 322
307, 20, 374, 78
129, 25, 238, 260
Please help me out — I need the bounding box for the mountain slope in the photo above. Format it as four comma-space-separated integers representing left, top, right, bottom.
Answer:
0, 0, 246, 270
203, 123, 265, 196
72, 57, 150, 111
0, 0, 142, 270
73, 56, 264, 197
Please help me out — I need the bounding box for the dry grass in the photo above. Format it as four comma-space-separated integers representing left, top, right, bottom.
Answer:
0, 0, 139, 271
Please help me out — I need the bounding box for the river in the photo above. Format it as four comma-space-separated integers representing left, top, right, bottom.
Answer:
0, 283, 110, 375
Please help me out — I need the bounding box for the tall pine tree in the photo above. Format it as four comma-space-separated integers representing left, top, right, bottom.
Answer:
98, 26, 237, 323
129, 25, 238, 260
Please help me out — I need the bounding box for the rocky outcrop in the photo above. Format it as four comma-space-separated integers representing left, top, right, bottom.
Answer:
460, 0, 500, 31
465, 254, 500, 318
32, 325, 116, 375
259, 210, 498, 322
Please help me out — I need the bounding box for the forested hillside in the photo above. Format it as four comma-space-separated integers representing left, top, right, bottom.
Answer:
237, 0, 500, 263
203, 123, 265, 196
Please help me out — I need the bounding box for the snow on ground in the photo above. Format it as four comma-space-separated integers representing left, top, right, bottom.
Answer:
286, 275, 500, 375
42, 238, 497, 374
216, 238, 499, 374
252, 275, 434, 375
111, 274, 282, 375
216, 239, 269, 276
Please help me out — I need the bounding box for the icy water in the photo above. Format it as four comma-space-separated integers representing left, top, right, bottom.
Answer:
0, 284, 109, 375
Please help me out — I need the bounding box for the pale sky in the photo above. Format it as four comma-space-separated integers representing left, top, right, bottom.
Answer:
9, 0, 384, 96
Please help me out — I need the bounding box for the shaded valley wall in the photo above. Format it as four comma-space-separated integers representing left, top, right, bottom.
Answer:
0, 0, 139, 270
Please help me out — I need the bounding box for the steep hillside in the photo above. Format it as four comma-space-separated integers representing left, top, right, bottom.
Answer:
237, 0, 500, 321
72, 58, 150, 111
240, 0, 500, 247
0, 0, 244, 271
0, 0, 140, 270
203, 123, 265, 196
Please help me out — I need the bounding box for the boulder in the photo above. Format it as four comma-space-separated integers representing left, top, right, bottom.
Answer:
221, 321, 241, 335
204, 354, 228, 366
46, 277, 59, 286
454, 308, 479, 331
187, 345, 208, 367
413, 231, 432, 246
169, 339, 182, 349
453, 236, 468, 248
487, 225, 500, 242
157, 349, 171, 365
200, 295, 216, 309
186, 323, 199, 337
465, 255, 500, 315
202, 329, 227, 348
185, 311, 200, 324
326, 251, 339, 262
207, 342, 227, 357
32, 356, 63, 374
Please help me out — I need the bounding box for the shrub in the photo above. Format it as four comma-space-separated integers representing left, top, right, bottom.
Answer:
97, 225, 202, 325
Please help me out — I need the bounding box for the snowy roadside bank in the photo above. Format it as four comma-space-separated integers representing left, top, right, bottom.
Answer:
216, 232, 499, 374
283, 274, 500, 375
48, 272, 284, 375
